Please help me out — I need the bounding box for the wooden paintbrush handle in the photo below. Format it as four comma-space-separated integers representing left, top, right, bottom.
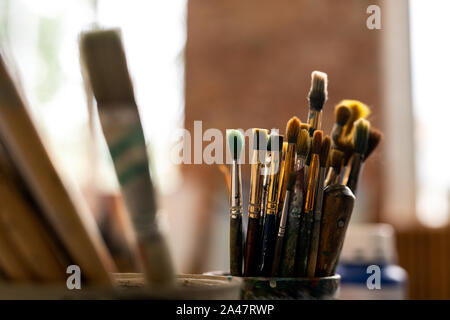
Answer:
295, 212, 313, 277
230, 215, 243, 276
316, 185, 355, 277
259, 213, 276, 276
244, 216, 260, 276
271, 234, 284, 276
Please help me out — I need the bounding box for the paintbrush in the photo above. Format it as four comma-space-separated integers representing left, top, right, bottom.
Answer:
0, 50, 115, 285
276, 117, 300, 227
244, 128, 268, 276
80, 29, 174, 285
280, 129, 310, 276
295, 130, 322, 276
271, 173, 296, 276
324, 149, 344, 187
331, 105, 351, 150
259, 133, 283, 276
306, 135, 331, 277
307, 71, 328, 136
347, 119, 370, 194
226, 129, 245, 276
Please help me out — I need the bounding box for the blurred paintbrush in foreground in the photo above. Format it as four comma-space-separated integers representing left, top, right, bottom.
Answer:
80, 28, 174, 286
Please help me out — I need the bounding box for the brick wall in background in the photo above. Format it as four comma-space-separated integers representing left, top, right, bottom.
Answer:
185, 0, 384, 220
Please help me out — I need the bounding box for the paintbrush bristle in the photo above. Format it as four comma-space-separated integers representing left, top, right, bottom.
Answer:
296, 129, 310, 160
268, 133, 284, 153
286, 117, 301, 144
335, 105, 351, 126
353, 119, 370, 155
365, 128, 383, 160
227, 129, 244, 160
79, 29, 135, 105
300, 123, 310, 131
319, 136, 331, 167
312, 130, 323, 155
308, 71, 328, 111
338, 100, 371, 135
329, 149, 344, 171
252, 128, 269, 150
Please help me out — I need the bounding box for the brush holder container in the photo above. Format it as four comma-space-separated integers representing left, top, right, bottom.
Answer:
204, 271, 340, 300
0, 273, 242, 300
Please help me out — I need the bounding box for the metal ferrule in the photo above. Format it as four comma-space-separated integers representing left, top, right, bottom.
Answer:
324, 167, 337, 187
248, 150, 265, 219
277, 143, 295, 212
304, 154, 319, 213
277, 190, 291, 237
308, 110, 323, 135
266, 151, 281, 215
230, 159, 242, 219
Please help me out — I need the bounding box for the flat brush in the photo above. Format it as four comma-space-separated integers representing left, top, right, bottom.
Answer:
259, 134, 283, 276
226, 129, 245, 276
347, 119, 370, 194
80, 29, 174, 285
271, 173, 296, 276
244, 129, 268, 276
280, 129, 310, 276
295, 130, 322, 276
324, 149, 344, 187
306, 135, 330, 277
277, 117, 300, 227
307, 71, 328, 136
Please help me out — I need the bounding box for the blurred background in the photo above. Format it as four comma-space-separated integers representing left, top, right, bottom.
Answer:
0, 0, 449, 299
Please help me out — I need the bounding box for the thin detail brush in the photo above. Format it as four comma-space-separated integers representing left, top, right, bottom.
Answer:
244, 129, 268, 276
295, 130, 322, 276
227, 129, 245, 276
259, 134, 283, 276
307, 135, 331, 277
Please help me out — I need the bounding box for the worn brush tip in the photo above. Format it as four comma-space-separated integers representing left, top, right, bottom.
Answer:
335, 105, 351, 126
365, 128, 383, 160
296, 129, 310, 159
319, 136, 331, 167
308, 71, 328, 111
312, 130, 323, 154
252, 128, 269, 150
79, 28, 135, 105
329, 149, 344, 170
268, 133, 284, 153
226, 129, 245, 160
354, 119, 370, 155
300, 123, 310, 131
286, 117, 301, 144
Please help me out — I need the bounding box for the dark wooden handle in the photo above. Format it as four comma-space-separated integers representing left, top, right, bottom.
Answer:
316, 185, 355, 277
230, 215, 243, 276
295, 212, 313, 277
244, 217, 260, 276
259, 214, 276, 276
271, 234, 284, 276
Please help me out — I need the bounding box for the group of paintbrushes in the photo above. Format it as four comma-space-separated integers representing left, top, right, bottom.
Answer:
227, 71, 382, 278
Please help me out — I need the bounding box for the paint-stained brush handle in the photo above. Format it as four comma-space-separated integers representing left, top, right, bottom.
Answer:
244, 216, 260, 276
316, 184, 355, 277
230, 215, 243, 276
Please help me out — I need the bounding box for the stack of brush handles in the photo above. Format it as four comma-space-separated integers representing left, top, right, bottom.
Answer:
0, 28, 175, 287
227, 71, 382, 278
